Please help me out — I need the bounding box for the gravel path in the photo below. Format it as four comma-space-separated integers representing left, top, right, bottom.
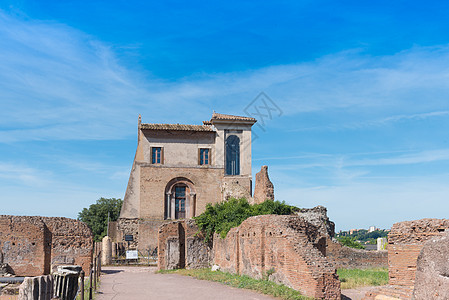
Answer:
97, 266, 276, 300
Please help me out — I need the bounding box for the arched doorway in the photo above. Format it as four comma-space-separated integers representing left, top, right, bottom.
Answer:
226, 135, 240, 175
164, 177, 196, 220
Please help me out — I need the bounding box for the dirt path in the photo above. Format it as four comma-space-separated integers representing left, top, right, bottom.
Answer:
97, 266, 276, 300
341, 286, 374, 300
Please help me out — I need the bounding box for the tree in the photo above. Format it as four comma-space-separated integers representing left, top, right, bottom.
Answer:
78, 197, 123, 242
337, 236, 365, 249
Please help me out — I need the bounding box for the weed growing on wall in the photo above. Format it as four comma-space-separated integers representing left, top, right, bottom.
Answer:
194, 198, 299, 242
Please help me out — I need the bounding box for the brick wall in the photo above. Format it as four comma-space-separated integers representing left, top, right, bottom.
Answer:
0, 216, 51, 276
0, 216, 93, 276
325, 238, 388, 269
41, 217, 93, 273
387, 218, 449, 287
213, 215, 340, 300
158, 219, 211, 270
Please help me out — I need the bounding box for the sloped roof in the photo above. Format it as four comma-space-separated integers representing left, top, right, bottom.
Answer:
140, 123, 214, 132
210, 112, 256, 122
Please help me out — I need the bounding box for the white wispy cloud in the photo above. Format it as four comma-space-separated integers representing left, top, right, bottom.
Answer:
2, 9, 449, 144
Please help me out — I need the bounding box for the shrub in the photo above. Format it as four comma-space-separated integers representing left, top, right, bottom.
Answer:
194, 198, 299, 242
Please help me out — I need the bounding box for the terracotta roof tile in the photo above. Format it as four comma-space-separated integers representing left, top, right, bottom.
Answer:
210, 112, 257, 122
140, 123, 214, 132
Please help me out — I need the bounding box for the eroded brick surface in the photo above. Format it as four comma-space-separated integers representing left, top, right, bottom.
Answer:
388, 218, 449, 287
213, 215, 341, 300
0, 215, 93, 276
326, 238, 388, 269
253, 165, 274, 204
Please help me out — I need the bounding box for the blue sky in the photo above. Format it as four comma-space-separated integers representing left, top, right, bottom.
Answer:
1, 1, 449, 231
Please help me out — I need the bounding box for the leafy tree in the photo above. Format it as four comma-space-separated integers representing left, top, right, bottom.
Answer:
194, 198, 299, 242
337, 236, 365, 249
78, 197, 123, 242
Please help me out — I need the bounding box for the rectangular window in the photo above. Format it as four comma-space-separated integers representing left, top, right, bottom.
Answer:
199, 148, 210, 165
151, 147, 163, 164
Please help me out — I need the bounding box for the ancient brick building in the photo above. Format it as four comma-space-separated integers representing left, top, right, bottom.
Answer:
118, 113, 257, 251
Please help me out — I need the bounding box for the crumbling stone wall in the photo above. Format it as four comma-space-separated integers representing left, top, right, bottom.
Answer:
41, 217, 93, 273
213, 215, 340, 300
0, 215, 93, 276
253, 165, 274, 204
413, 230, 449, 300
296, 206, 335, 238
388, 218, 449, 287
158, 219, 211, 270
0, 216, 51, 276
325, 238, 388, 269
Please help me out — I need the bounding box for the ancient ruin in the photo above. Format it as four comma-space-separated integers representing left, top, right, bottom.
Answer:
364, 218, 449, 300
158, 214, 341, 300
0, 215, 93, 276
413, 230, 449, 300
252, 165, 274, 204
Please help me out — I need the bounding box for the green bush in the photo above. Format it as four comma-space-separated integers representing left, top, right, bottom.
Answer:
194, 198, 299, 242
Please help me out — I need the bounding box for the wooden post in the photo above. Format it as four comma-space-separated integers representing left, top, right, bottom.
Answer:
80, 270, 85, 300
93, 256, 97, 291
89, 263, 93, 300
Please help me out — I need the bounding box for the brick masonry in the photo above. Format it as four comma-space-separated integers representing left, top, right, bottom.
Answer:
157, 219, 211, 270
387, 218, 449, 287
0, 215, 93, 276
212, 215, 341, 300
363, 218, 449, 300
325, 238, 388, 269
253, 165, 274, 204
0, 216, 51, 276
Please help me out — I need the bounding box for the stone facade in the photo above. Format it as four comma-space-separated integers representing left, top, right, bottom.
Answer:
0, 215, 93, 276
253, 165, 274, 204
118, 113, 257, 251
212, 215, 340, 300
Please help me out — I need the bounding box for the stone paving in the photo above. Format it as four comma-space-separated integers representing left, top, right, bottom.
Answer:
97, 266, 276, 300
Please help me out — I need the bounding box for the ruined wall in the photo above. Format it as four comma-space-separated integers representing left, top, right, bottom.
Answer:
158, 220, 211, 270
221, 175, 252, 201
0, 216, 93, 276
325, 238, 388, 269
213, 215, 340, 300
387, 218, 449, 287
0, 216, 51, 276
253, 165, 274, 204
41, 217, 93, 273
413, 230, 449, 300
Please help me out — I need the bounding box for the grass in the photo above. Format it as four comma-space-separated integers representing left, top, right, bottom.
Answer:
337, 268, 388, 289
158, 268, 313, 300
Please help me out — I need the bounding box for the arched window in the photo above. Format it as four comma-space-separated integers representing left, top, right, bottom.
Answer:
164, 178, 196, 220
226, 135, 240, 175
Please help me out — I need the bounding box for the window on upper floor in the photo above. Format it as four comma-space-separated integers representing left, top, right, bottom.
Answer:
226, 135, 240, 175
199, 148, 210, 165
151, 147, 163, 164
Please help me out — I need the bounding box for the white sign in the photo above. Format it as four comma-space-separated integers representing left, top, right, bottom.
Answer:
126, 250, 138, 260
